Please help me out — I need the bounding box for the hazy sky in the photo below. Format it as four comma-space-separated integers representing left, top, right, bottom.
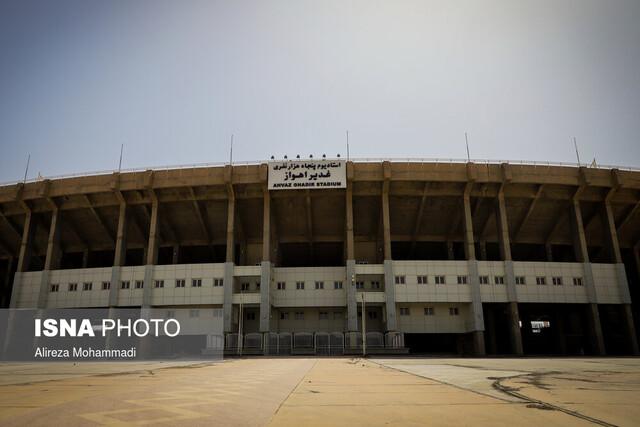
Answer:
1, 0, 639, 183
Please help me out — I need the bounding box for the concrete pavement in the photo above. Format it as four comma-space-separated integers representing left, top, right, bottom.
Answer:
0, 357, 638, 426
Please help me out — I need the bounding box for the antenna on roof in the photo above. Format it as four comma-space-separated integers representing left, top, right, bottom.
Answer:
346, 130, 350, 161
23, 153, 30, 184
118, 144, 124, 172
573, 137, 581, 166
465, 132, 471, 162
229, 134, 234, 165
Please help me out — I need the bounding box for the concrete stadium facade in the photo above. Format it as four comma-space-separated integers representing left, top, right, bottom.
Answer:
1, 159, 640, 356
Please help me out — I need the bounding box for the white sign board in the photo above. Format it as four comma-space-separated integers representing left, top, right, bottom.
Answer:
268, 160, 346, 190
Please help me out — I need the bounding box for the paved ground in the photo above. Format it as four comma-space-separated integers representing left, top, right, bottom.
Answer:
0, 357, 638, 426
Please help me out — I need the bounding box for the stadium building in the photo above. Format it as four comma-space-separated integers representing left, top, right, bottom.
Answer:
1, 159, 639, 356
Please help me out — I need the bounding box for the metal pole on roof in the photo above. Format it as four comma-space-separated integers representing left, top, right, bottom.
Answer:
346, 130, 350, 161
230, 134, 234, 165
23, 154, 30, 183
573, 137, 581, 166
465, 132, 470, 162
118, 144, 124, 172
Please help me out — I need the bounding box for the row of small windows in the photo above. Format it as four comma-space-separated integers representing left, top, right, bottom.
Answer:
277, 281, 345, 290
394, 275, 584, 286
50, 278, 224, 293
399, 306, 460, 316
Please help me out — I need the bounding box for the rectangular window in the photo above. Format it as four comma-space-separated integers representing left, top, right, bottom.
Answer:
83, 282, 92, 291
334, 281, 343, 289
515, 276, 526, 285
417, 275, 428, 284
319, 311, 329, 320
246, 312, 256, 320
457, 275, 468, 285
435, 275, 446, 285
176, 279, 186, 288
449, 307, 459, 316
192, 279, 202, 288
399, 307, 410, 316
241, 282, 250, 291
479, 276, 489, 285
371, 281, 381, 289
135, 280, 144, 289
189, 309, 199, 318
536, 276, 546, 285
102, 281, 111, 290
213, 278, 223, 287
424, 307, 434, 316
68, 283, 78, 292
552, 276, 563, 286
120, 281, 129, 290
154, 280, 164, 288
296, 281, 305, 290
368, 311, 377, 320
280, 312, 289, 320
277, 281, 286, 290
315, 281, 324, 290
573, 277, 583, 286
494, 276, 505, 285
256, 282, 261, 290
50, 284, 59, 292
355, 281, 364, 289
294, 311, 304, 320
394, 275, 406, 284
166, 310, 175, 318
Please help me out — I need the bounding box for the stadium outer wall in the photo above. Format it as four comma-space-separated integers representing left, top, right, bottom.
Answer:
0, 160, 639, 356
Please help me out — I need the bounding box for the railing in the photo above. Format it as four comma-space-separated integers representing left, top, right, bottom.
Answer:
3, 157, 639, 186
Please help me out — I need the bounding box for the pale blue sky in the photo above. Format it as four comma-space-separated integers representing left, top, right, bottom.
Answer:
1, 0, 639, 183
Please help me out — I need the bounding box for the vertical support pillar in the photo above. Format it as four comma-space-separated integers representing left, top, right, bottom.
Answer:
346, 183, 357, 331
9, 209, 34, 308
142, 196, 159, 307
110, 203, 127, 307
570, 196, 605, 355
462, 184, 485, 355
496, 188, 523, 355
381, 174, 396, 331
258, 186, 271, 333
602, 199, 638, 354
223, 261, 234, 332
38, 208, 61, 308
226, 190, 235, 263
478, 240, 487, 261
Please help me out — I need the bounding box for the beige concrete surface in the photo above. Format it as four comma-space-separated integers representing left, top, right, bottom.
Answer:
0, 357, 638, 426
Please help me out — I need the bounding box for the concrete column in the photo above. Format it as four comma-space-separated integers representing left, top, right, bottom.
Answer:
262, 188, 270, 262
260, 261, 271, 332
226, 192, 235, 263
383, 259, 397, 331
446, 241, 454, 260
622, 304, 640, 355
601, 200, 622, 263
113, 203, 127, 267
462, 192, 476, 261
570, 197, 605, 355
462, 189, 485, 355
507, 301, 523, 355
16, 210, 34, 274
146, 198, 159, 266
346, 185, 354, 261
44, 209, 61, 271
495, 192, 512, 262
142, 198, 159, 307
586, 303, 606, 355
381, 182, 392, 261
223, 261, 234, 332
346, 260, 357, 331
